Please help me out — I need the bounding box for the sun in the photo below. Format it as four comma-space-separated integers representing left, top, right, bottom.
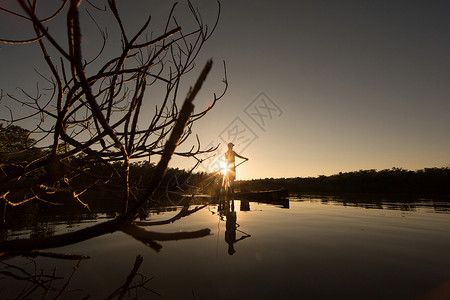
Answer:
219, 160, 229, 175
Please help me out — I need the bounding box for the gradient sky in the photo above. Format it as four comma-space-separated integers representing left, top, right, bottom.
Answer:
1, 1, 449, 180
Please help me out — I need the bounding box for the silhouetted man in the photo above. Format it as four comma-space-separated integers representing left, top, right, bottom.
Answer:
224, 142, 248, 182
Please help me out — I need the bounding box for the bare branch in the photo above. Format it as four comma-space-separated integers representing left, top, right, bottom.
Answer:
1, 1, 224, 239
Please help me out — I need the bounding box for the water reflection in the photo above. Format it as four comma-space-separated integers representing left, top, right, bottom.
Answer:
0, 254, 157, 299
1, 194, 448, 243
217, 199, 251, 255
1, 194, 449, 299
291, 194, 450, 214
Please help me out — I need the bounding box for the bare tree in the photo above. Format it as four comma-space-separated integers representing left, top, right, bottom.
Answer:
0, 0, 226, 214
0, 0, 225, 252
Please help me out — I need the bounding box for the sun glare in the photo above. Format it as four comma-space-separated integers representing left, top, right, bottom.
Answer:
219, 160, 229, 175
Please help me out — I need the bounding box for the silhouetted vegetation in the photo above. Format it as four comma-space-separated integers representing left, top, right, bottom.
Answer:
0, 1, 221, 255
239, 167, 450, 195
0, 1, 225, 214
0, 124, 46, 163
0, 123, 211, 213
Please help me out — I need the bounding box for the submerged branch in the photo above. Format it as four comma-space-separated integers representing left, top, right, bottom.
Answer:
0, 215, 211, 253
0, 250, 90, 261
134, 204, 206, 226
120, 222, 211, 242
0, 218, 121, 252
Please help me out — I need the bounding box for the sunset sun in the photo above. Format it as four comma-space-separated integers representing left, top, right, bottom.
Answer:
219, 160, 229, 175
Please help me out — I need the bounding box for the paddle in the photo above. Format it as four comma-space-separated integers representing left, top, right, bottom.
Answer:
235, 158, 248, 169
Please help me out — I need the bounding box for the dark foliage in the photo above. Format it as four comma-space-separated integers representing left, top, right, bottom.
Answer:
0, 1, 225, 215
0, 124, 45, 164
240, 167, 450, 195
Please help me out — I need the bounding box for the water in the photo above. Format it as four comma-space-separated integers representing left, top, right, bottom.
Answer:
1, 195, 449, 299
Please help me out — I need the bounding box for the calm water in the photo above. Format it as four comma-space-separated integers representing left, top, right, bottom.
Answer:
1, 195, 449, 299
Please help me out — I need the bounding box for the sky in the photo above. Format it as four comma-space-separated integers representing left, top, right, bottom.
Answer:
1, 1, 450, 180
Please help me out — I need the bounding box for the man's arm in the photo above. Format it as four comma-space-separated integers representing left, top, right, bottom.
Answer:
234, 152, 248, 160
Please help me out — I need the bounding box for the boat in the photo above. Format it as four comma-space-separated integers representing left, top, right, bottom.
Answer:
235, 188, 289, 201
235, 188, 289, 208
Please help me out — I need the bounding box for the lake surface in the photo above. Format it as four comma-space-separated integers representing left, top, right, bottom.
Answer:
1, 194, 449, 299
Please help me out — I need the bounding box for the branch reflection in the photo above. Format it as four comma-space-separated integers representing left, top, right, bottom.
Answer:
0, 254, 158, 299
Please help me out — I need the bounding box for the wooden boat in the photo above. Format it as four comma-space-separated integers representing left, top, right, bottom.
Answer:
235, 188, 289, 201
235, 188, 289, 208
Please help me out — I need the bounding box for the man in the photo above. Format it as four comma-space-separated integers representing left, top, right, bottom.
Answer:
224, 142, 248, 182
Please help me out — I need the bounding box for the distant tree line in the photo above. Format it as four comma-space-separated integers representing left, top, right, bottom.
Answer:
239, 167, 450, 195
3, 124, 449, 203
2, 124, 448, 202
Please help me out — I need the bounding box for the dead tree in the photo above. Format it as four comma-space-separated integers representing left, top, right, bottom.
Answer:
0, 0, 225, 253
0, 0, 226, 213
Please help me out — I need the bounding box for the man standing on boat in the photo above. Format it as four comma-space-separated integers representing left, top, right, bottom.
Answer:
225, 142, 248, 183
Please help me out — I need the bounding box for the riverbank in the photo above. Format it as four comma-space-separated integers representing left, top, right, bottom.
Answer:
238, 167, 450, 195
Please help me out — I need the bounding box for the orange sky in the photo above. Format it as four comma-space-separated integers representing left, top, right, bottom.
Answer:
1, 1, 449, 179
